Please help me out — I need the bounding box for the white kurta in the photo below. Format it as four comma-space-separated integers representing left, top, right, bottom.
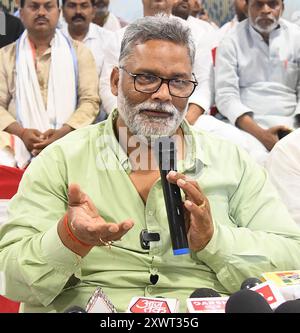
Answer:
215, 18, 300, 129
266, 129, 300, 227
61, 23, 112, 76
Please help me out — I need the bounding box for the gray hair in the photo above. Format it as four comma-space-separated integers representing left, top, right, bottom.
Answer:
119, 14, 196, 67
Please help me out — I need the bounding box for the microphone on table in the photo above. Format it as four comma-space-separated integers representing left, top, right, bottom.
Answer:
247, 279, 286, 310
225, 289, 273, 313
240, 277, 262, 290
274, 299, 300, 313
155, 137, 189, 256
85, 287, 117, 313
187, 288, 228, 313
64, 287, 117, 313
127, 296, 179, 313
189, 288, 221, 298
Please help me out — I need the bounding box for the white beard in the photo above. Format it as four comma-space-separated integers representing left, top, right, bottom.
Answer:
116, 87, 187, 143
250, 15, 280, 34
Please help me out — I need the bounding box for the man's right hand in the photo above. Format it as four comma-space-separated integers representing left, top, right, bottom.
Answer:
236, 114, 290, 151
257, 125, 290, 151
21, 128, 45, 152
4, 122, 44, 153
58, 183, 134, 257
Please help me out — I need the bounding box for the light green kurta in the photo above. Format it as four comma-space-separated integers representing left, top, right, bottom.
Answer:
1, 110, 300, 313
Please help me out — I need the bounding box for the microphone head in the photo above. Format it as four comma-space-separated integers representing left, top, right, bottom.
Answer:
240, 277, 261, 290
64, 306, 87, 313
189, 288, 221, 298
154, 136, 176, 170
275, 300, 300, 313
225, 289, 273, 313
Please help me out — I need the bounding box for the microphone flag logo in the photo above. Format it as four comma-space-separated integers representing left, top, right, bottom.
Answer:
130, 298, 171, 313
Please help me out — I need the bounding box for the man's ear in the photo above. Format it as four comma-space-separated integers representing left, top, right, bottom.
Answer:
110, 66, 119, 97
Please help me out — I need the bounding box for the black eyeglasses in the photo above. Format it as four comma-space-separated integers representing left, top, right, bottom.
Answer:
119, 67, 198, 98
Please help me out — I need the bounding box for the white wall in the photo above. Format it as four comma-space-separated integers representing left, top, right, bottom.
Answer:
283, 0, 300, 26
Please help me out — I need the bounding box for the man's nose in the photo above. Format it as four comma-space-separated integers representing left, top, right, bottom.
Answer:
76, 5, 82, 14
151, 82, 172, 102
261, 3, 272, 15
37, 5, 47, 15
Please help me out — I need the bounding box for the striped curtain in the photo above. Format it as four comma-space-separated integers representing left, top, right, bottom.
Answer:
203, 0, 235, 27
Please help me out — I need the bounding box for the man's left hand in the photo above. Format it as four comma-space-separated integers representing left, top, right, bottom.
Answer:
31, 125, 73, 155
166, 171, 214, 252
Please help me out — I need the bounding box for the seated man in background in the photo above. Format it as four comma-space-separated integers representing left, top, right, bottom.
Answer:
216, 0, 248, 45
0, 14, 300, 313
92, 0, 123, 31
215, 0, 300, 165
61, 0, 113, 121
0, 0, 99, 168
266, 129, 300, 227
190, 0, 219, 30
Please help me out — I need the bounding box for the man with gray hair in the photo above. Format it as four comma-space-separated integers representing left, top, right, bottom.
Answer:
100, 0, 215, 126
215, 0, 300, 165
1, 14, 300, 313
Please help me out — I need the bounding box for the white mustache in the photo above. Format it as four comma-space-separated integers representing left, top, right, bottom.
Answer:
136, 102, 176, 115
255, 15, 276, 23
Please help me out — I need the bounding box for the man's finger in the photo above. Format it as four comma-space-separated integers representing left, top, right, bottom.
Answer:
98, 220, 134, 242
177, 178, 204, 205
166, 170, 187, 184
43, 129, 55, 137
68, 183, 86, 206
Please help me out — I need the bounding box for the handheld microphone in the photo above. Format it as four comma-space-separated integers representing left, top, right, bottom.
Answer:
187, 288, 228, 313
274, 299, 300, 313
240, 277, 262, 290
155, 137, 189, 256
127, 296, 179, 313
64, 306, 87, 313
225, 289, 273, 313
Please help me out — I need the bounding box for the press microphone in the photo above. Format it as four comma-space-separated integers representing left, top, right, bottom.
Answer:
127, 296, 179, 313
240, 277, 262, 290
155, 137, 189, 256
187, 288, 228, 313
189, 288, 221, 298
225, 289, 273, 313
250, 280, 286, 310
261, 270, 300, 300
64, 305, 87, 313
274, 299, 300, 313
85, 287, 117, 313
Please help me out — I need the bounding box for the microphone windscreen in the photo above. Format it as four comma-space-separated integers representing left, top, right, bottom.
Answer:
240, 277, 261, 290
225, 289, 273, 313
274, 300, 300, 313
189, 288, 221, 298
64, 305, 87, 313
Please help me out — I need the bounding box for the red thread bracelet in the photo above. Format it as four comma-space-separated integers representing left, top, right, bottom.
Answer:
63, 214, 91, 247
